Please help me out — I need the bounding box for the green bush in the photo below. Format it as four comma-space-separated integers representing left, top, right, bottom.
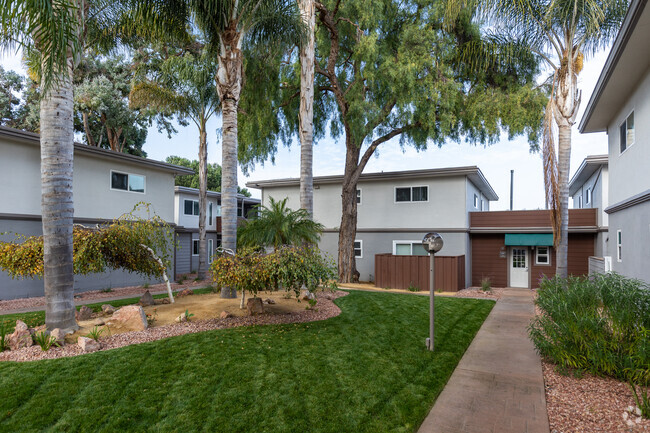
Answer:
480, 277, 492, 292
530, 273, 650, 384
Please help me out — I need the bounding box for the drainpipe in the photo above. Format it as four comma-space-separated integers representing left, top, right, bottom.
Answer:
510, 170, 514, 211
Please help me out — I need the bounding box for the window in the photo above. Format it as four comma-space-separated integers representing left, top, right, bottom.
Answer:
620, 111, 635, 153
393, 241, 429, 256
209, 202, 213, 225
617, 230, 622, 262
395, 186, 428, 202
586, 188, 592, 205
184, 199, 199, 216
474, 194, 479, 208
237, 205, 242, 217
208, 239, 214, 263
192, 239, 199, 256
536, 247, 550, 265
354, 240, 363, 258
356, 189, 362, 205
481, 199, 485, 211
578, 195, 583, 209
110, 171, 145, 193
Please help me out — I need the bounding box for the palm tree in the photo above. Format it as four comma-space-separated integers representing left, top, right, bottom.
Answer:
238, 197, 324, 250
130, 43, 220, 280
0, 0, 187, 331
188, 0, 304, 297
298, 0, 315, 217
446, 0, 627, 278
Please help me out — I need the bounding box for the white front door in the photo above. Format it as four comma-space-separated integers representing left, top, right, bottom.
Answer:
510, 247, 529, 288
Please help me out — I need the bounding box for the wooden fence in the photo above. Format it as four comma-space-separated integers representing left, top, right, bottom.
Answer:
374, 254, 465, 292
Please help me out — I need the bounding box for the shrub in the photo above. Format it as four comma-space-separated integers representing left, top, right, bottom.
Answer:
530, 273, 650, 384
480, 277, 492, 292
33, 331, 59, 351
407, 282, 419, 292
0, 321, 9, 352
85, 326, 105, 342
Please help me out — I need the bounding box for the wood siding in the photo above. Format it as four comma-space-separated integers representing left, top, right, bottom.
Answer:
470, 209, 597, 228
375, 254, 465, 292
471, 233, 595, 288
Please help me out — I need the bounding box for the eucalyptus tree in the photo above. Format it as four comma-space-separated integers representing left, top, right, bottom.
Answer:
238, 197, 324, 250
298, 0, 316, 216
131, 43, 220, 280
445, 0, 627, 278
0, 0, 186, 331
188, 0, 304, 296
241, 0, 547, 282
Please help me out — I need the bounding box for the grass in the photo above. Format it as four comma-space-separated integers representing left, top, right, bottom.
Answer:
0, 287, 215, 333
0, 290, 493, 432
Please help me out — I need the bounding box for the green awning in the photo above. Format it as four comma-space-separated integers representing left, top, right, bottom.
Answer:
505, 233, 554, 246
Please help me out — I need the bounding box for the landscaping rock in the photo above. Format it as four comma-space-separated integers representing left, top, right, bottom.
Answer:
76, 305, 93, 321
154, 298, 171, 305
77, 336, 100, 353
101, 304, 115, 314
219, 311, 232, 319
139, 290, 155, 307
50, 328, 66, 345
176, 312, 188, 323
301, 291, 315, 301
264, 298, 276, 305
177, 288, 194, 297
30, 324, 47, 335
324, 294, 333, 301
8, 320, 33, 350
107, 305, 148, 331
246, 298, 264, 316
92, 318, 105, 326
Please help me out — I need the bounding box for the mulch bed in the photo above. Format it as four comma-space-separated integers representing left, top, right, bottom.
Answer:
0, 291, 347, 363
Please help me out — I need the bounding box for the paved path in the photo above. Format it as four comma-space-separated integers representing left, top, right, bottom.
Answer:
418, 287, 550, 433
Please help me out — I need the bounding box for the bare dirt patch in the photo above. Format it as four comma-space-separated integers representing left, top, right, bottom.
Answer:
0, 291, 347, 362
454, 286, 504, 300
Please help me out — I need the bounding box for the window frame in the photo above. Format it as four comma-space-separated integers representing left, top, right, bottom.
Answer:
392, 240, 429, 256
208, 238, 214, 263
616, 230, 622, 262
353, 240, 363, 259
183, 199, 200, 216
110, 170, 146, 194
474, 194, 479, 208
619, 110, 635, 154
192, 239, 200, 256
535, 246, 551, 266
356, 188, 362, 205
586, 188, 592, 205
578, 195, 583, 209
209, 202, 213, 225
394, 185, 429, 203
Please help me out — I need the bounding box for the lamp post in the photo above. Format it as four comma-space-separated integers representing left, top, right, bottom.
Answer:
422, 232, 443, 351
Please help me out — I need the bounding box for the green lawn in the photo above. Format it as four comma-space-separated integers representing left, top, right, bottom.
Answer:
0, 291, 493, 433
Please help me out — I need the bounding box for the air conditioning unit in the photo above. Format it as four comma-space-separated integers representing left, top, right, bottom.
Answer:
603, 256, 613, 272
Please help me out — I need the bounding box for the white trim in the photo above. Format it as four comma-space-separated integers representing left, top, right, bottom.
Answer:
586, 188, 592, 205
184, 199, 199, 216
394, 185, 429, 203
356, 188, 362, 205
192, 239, 200, 256
109, 170, 146, 194
616, 229, 622, 262
353, 239, 363, 259
619, 110, 635, 154
535, 246, 551, 265
392, 240, 427, 256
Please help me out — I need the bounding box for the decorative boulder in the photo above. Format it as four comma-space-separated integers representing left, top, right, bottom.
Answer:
220, 311, 232, 319
92, 318, 105, 326
264, 298, 276, 305
175, 312, 188, 323
101, 304, 115, 314
246, 298, 264, 316
107, 305, 148, 331
8, 320, 33, 350
76, 305, 93, 321
301, 291, 316, 301
177, 288, 194, 297
77, 336, 100, 353
50, 328, 66, 346
139, 290, 155, 307
154, 298, 171, 305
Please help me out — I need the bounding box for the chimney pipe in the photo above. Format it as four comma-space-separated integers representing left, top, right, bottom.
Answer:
510, 170, 514, 211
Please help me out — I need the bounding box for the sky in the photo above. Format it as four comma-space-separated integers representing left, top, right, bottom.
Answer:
1, 48, 610, 210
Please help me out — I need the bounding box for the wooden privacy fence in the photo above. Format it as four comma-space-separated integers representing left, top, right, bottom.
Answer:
375, 254, 465, 292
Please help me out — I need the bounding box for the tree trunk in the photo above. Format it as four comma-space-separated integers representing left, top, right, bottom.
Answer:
197, 120, 208, 280
298, 0, 315, 217
216, 29, 243, 298
556, 123, 571, 279
82, 112, 96, 146
40, 63, 78, 332
337, 143, 361, 283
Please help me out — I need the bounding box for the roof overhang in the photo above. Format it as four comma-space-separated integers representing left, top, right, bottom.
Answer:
0, 126, 195, 176
246, 166, 499, 201
579, 0, 650, 133
174, 186, 261, 204
568, 154, 608, 195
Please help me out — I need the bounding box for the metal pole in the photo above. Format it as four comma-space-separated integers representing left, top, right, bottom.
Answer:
510, 169, 514, 211
427, 252, 435, 351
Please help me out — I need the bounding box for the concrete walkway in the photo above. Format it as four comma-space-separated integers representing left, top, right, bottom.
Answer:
418, 287, 550, 433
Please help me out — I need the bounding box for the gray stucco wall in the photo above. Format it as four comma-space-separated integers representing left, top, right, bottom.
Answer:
0, 219, 166, 300
608, 201, 650, 284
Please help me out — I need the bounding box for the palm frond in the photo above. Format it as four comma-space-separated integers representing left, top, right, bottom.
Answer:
542, 94, 560, 248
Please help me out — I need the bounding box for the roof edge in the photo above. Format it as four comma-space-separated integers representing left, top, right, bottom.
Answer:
568, 154, 609, 195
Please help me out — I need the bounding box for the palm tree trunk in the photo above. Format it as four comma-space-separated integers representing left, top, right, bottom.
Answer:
556, 123, 571, 279
197, 119, 208, 280
40, 63, 78, 332
216, 31, 243, 298
298, 0, 315, 217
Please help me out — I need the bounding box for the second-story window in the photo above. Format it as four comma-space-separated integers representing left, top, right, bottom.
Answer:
395, 186, 428, 202
586, 188, 592, 205
111, 171, 145, 193
209, 202, 213, 225
619, 111, 634, 153
184, 199, 199, 216
474, 194, 479, 208
356, 189, 362, 205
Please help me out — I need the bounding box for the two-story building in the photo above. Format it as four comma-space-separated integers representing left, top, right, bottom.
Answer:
173, 186, 260, 277
0, 126, 194, 299
579, 0, 650, 283
247, 166, 498, 286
